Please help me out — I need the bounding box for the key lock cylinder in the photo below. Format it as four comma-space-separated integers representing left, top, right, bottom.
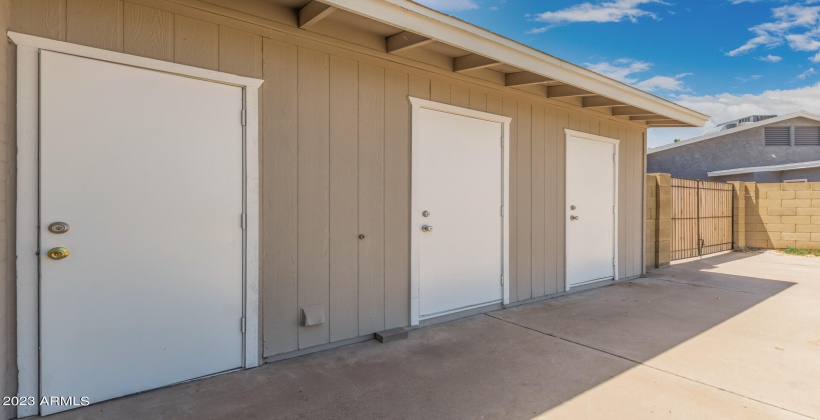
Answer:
47, 222, 71, 260
421, 210, 433, 232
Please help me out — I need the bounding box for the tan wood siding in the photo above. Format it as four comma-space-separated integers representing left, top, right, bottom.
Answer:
383, 69, 411, 330
218, 26, 262, 78
124, 3, 174, 62
1, 0, 14, 417
10, 0, 649, 360
10, 0, 65, 40
516, 102, 532, 301
174, 15, 218, 70
503, 98, 518, 302
296, 47, 331, 349
357, 63, 386, 336
328, 55, 360, 342
531, 105, 546, 298
544, 109, 559, 295
66, 0, 124, 51
261, 39, 299, 355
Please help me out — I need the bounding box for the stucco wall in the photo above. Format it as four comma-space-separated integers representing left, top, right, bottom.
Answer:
1, 0, 16, 416
9, 0, 648, 365
648, 117, 820, 181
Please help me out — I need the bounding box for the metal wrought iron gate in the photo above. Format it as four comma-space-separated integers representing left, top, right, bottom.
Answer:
671, 179, 734, 260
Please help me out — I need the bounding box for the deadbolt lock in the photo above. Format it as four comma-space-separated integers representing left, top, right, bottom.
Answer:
48, 222, 70, 234
570, 205, 577, 210
47, 247, 70, 260
422, 210, 430, 217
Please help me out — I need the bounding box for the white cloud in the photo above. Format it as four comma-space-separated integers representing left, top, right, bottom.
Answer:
648, 82, 820, 147
797, 67, 817, 79
634, 74, 691, 92
414, 0, 479, 12
585, 58, 651, 84
529, 0, 669, 32
756, 54, 783, 62
735, 74, 763, 83
728, 2, 820, 60
584, 58, 690, 92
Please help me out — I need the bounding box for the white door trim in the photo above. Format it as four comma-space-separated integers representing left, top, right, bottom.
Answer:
409, 97, 511, 326
9, 32, 263, 417
564, 128, 619, 291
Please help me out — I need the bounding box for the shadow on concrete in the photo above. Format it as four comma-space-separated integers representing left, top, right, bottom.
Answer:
49, 252, 798, 420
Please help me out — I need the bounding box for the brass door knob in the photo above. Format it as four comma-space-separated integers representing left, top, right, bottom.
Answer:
422, 225, 433, 232
47, 247, 70, 260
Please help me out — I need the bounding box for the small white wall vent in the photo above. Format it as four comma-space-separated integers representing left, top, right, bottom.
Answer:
302, 305, 326, 327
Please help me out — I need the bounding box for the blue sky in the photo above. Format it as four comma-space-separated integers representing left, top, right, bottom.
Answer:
415, 0, 820, 147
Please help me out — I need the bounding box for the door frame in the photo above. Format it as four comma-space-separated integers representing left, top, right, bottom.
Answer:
564, 129, 619, 291
10, 32, 263, 417
409, 97, 511, 326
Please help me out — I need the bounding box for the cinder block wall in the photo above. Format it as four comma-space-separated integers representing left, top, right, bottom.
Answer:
645, 175, 657, 270
646, 177, 820, 266
743, 182, 820, 250
646, 173, 671, 269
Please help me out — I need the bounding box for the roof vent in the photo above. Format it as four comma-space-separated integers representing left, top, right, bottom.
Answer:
795, 126, 820, 146
717, 115, 776, 131
764, 127, 790, 146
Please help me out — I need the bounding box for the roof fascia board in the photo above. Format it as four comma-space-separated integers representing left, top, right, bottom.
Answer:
708, 159, 820, 176
649, 111, 820, 154
320, 0, 708, 127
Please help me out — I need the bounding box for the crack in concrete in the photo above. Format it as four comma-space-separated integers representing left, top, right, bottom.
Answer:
483, 313, 816, 419
645, 276, 761, 295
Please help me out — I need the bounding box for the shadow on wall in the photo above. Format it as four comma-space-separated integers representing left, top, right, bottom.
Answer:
39, 253, 800, 419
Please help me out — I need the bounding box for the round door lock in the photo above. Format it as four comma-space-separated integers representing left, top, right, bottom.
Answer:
422, 210, 430, 217
421, 225, 433, 232
47, 247, 70, 260
48, 222, 70, 234
570, 205, 577, 210
359, 234, 366, 240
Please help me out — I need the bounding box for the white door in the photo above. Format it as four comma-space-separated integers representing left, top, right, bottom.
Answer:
39, 51, 244, 414
417, 108, 503, 319
565, 131, 618, 289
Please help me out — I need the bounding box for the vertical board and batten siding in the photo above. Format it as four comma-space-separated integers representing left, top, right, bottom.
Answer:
1, 0, 14, 417
9, 0, 647, 360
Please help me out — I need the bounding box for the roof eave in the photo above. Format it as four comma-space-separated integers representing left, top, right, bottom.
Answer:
649, 111, 820, 154
321, 0, 709, 128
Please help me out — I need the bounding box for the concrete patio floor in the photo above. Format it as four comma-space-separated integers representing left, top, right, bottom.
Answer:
46, 251, 820, 419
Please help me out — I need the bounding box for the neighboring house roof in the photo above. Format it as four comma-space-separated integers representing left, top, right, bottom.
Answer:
315, 0, 709, 127
707, 159, 820, 177
648, 111, 820, 154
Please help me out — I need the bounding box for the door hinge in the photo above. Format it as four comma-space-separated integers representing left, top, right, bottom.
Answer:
241, 109, 247, 126
240, 213, 247, 229
501, 275, 504, 286
613, 153, 616, 162
501, 205, 504, 217
501, 137, 504, 148
613, 205, 616, 214
240, 317, 246, 333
